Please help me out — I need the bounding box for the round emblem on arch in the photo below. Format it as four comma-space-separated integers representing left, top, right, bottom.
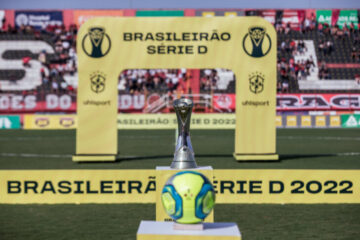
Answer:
82, 27, 111, 58
242, 26, 272, 58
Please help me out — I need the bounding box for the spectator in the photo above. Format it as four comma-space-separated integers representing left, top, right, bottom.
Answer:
60, 81, 68, 94
323, 23, 330, 35
350, 22, 355, 35
277, 81, 282, 93
325, 40, 333, 55
336, 26, 344, 40
1, 17, 6, 32
318, 22, 323, 35
353, 34, 360, 45
318, 40, 324, 53
343, 22, 350, 37
355, 74, 360, 85
310, 13, 316, 31
51, 79, 59, 94
351, 47, 358, 61
299, 20, 305, 34
280, 40, 286, 53
297, 40, 305, 55
38, 50, 46, 64
304, 18, 310, 32
285, 22, 291, 35
22, 56, 31, 67
282, 79, 289, 92
290, 39, 296, 54
331, 25, 338, 35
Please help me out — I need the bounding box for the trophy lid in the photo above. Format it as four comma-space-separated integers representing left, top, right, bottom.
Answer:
173, 98, 193, 108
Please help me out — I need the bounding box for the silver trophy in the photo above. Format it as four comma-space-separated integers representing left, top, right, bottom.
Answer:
171, 98, 198, 169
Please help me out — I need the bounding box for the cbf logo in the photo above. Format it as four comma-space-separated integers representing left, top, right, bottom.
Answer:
82, 27, 111, 58
249, 72, 265, 94
243, 27, 271, 58
90, 71, 106, 93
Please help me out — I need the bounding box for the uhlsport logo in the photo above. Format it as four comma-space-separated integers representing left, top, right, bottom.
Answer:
243, 26, 271, 58
82, 27, 111, 58
90, 71, 106, 93
249, 72, 265, 94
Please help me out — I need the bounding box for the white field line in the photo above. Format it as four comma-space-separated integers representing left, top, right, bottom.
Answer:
0, 135, 360, 141
0, 153, 73, 158
337, 152, 360, 156
0, 152, 360, 159
278, 136, 360, 141
0, 136, 161, 141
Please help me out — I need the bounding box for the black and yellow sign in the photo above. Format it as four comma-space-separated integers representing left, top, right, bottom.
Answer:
24, 115, 77, 129
249, 71, 265, 94
117, 114, 235, 129
75, 17, 277, 162
1, 169, 359, 204
242, 26, 272, 58
82, 27, 111, 58
90, 71, 106, 93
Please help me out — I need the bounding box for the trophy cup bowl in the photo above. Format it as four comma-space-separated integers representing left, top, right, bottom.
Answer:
171, 98, 198, 169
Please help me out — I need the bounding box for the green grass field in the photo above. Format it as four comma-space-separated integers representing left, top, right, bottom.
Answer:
1, 129, 360, 169
0, 129, 360, 239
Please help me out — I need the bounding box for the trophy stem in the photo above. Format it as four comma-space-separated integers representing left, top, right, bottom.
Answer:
171, 98, 197, 169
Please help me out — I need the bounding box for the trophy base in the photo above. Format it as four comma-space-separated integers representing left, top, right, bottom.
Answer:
137, 221, 241, 240
170, 161, 198, 169
72, 154, 117, 162
233, 153, 279, 161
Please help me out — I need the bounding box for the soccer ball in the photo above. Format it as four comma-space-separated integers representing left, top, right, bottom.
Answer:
161, 171, 215, 224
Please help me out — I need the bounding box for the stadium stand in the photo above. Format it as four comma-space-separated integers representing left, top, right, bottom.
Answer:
0, 9, 359, 113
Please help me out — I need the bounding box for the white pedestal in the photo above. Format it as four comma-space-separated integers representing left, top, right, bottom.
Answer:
137, 221, 241, 240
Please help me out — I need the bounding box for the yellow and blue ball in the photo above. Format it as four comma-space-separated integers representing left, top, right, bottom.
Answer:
161, 171, 215, 224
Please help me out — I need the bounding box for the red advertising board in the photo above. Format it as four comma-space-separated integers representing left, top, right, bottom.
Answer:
213, 94, 360, 111
4, 10, 15, 28
277, 93, 360, 110
213, 94, 236, 110
261, 10, 276, 25
0, 94, 145, 113
73, 10, 124, 26
282, 10, 305, 30
1, 93, 360, 113
0, 94, 76, 113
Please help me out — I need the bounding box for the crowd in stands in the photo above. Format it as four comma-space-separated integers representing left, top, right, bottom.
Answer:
1, 20, 78, 97
118, 69, 189, 95
277, 39, 316, 92
118, 68, 223, 95
276, 12, 360, 92
200, 69, 220, 92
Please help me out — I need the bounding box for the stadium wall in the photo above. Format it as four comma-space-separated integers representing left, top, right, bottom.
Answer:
2, 0, 360, 9
1, 9, 359, 29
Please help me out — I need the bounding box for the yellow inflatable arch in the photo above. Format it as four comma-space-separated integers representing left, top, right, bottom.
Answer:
73, 17, 278, 162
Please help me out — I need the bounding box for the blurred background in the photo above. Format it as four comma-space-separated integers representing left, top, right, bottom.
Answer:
0, 3, 359, 129
1, 1, 360, 240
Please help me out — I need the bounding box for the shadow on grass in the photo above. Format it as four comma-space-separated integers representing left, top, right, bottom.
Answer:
111, 153, 336, 163
279, 154, 335, 161
115, 154, 233, 162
